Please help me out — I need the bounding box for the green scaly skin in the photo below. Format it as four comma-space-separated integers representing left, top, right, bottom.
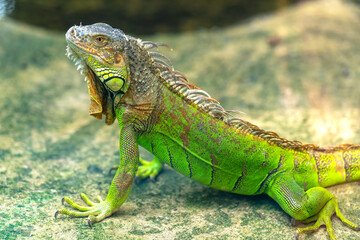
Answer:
55, 23, 360, 239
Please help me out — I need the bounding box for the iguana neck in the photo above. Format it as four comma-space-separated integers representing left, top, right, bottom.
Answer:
113, 39, 164, 119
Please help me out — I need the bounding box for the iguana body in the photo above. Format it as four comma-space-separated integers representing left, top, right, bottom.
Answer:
56, 23, 360, 239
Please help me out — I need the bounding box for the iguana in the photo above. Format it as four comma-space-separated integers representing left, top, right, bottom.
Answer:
56, 23, 360, 239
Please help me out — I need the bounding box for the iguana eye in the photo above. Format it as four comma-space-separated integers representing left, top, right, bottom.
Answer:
96, 37, 104, 43
93, 36, 107, 46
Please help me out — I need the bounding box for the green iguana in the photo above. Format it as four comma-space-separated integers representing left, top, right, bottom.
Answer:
55, 23, 360, 239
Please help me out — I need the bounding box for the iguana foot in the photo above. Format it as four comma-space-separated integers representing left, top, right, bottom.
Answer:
296, 198, 359, 240
136, 157, 163, 180
55, 193, 115, 226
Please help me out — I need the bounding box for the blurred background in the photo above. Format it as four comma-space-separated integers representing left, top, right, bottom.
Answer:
2, 0, 311, 35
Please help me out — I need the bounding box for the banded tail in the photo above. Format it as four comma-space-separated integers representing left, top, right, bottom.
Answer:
311, 144, 360, 187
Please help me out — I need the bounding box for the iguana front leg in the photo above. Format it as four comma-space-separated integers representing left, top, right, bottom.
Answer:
55, 124, 139, 225
266, 173, 359, 239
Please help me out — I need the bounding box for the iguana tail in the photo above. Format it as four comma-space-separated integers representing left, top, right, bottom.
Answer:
311, 144, 360, 187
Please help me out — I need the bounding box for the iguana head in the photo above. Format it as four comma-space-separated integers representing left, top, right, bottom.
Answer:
65, 23, 131, 121
66, 23, 130, 93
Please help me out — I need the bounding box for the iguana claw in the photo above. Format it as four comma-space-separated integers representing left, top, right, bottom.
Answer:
54, 210, 60, 219
108, 165, 119, 175
87, 219, 92, 228
295, 232, 299, 240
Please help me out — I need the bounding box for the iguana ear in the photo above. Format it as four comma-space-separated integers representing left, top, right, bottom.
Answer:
86, 70, 115, 124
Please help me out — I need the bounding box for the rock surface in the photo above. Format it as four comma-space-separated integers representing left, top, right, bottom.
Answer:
1, 0, 360, 239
